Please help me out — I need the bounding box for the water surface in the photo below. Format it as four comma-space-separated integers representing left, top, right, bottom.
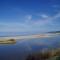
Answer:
0, 35, 60, 60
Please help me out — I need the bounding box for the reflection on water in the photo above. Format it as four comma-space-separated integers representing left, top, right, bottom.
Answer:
0, 35, 60, 60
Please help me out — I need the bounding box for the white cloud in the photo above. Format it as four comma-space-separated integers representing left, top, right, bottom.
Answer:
25, 15, 32, 20
32, 12, 60, 27
25, 15, 32, 23
0, 12, 60, 33
40, 14, 48, 18
54, 12, 60, 18
0, 22, 29, 32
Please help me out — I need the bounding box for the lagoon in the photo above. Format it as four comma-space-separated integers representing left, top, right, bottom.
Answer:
0, 35, 60, 60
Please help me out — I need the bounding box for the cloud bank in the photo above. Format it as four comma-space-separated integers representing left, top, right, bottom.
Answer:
0, 12, 60, 33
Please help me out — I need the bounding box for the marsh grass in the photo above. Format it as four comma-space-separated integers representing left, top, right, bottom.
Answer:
26, 48, 60, 60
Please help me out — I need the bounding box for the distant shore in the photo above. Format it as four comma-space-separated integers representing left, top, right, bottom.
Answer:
0, 33, 59, 44
0, 34, 52, 44
0, 33, 59, 40
0, 34, 49, 40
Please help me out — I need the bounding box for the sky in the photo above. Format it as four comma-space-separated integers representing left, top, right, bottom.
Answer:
0, 0, 60, 35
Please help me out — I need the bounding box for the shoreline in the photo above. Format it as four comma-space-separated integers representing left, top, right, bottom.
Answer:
0, 33, 59, 44
0, 33, 58, 40
0, 34, 51, 44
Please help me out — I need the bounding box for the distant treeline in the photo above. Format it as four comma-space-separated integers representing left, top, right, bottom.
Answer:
48, 31, 60, 33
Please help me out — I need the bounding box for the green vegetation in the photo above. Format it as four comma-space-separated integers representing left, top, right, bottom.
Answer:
48, 31, 60, 34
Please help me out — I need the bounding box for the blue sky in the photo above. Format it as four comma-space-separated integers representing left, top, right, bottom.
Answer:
0, 0, 60, 35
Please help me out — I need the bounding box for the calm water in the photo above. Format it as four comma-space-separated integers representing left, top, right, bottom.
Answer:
0, 35, 60, 60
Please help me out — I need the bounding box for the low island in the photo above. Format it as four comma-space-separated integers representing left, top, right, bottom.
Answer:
0, 31, 60, 44
0, 39, 16, 44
